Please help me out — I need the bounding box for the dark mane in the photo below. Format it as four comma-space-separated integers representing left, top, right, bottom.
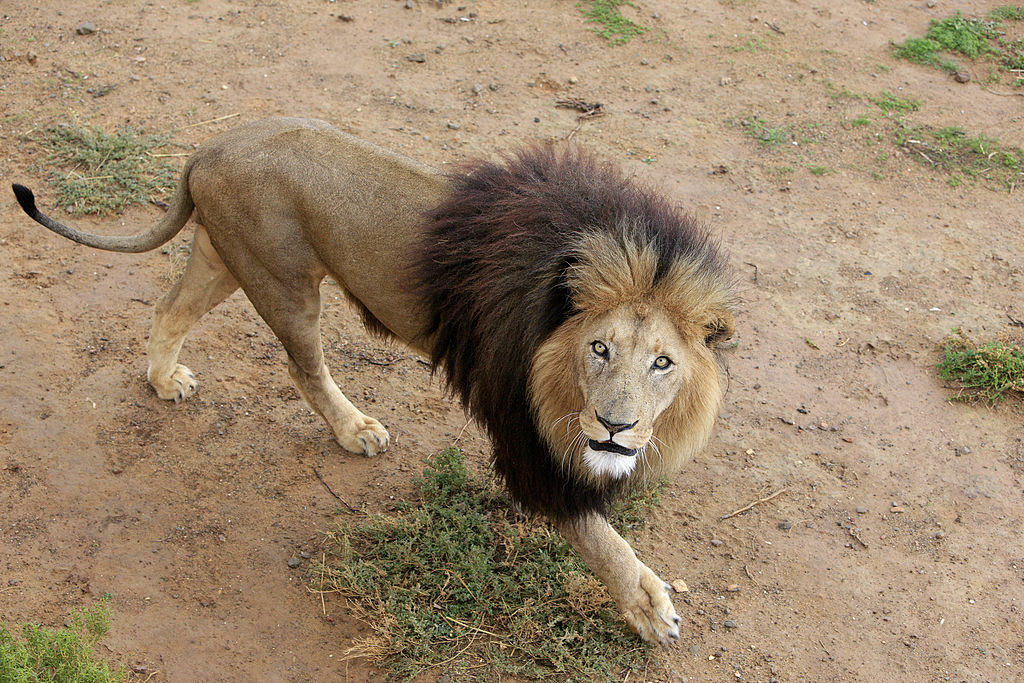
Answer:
413, 145, 723, 520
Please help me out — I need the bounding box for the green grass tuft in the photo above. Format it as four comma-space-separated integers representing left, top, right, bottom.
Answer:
318, 447, 657, 681
0, 600, 124, 682
742, 117, 788, 145
579, 1, 648, 45
871, 91, 920, 114
895, 124, 1024, 190
893, 10, 1024, 77
27, 124, 179, 215
938, 330, 1024, 403
924, 12, 1001, 59
989, 5, 1024, 21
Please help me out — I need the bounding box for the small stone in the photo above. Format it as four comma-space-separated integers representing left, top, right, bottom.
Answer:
777, 520, 792, 530
953, 71, 971, 83
568, 76, 578, 84
671, 579, 689, 593
856, 506, 868, 514
891, 505, 905, 513
711, 539, 723, 547
287, 557, 301, 568
533, 117, 540, 123
471, 83, 484, 94
406, 53, 426, 63
724, 619, 738, 629
934, 531, 945, 539
7, 579, 18, 586
26, 51, 37, 65
689, 645, 700, 656
299, 551, 311, 559
75, 22, 97, 35
727, 584, 741, 592
447, 121, 460, 130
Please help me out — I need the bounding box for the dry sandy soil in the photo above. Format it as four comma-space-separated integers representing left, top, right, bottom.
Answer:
1, 1, 1023, 681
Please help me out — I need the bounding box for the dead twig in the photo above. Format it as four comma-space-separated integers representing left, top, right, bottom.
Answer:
721, 488, 788, 520
358, 354, 401, 367
848, 527, 869, 549
454, 417, 473, 443
169, 112, 240, 132
557, 98, 605, 140
311, 466, 359, 513
981, 85, 1024, 97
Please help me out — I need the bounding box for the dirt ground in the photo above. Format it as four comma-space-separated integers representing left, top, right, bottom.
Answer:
1, 0, 1022, 680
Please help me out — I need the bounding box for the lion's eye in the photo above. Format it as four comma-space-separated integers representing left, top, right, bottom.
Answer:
653, 355, 673, 370
591, 341, 609, 359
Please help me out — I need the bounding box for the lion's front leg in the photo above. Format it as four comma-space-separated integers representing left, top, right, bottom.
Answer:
558, 511, 681, 644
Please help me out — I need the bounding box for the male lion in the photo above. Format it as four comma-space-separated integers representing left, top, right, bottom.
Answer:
12, 117, 734, 644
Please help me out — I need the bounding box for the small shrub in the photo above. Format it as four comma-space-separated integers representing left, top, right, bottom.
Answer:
26, 124, 179, 215
0, 600, 124, 683
938, 330, 1024, 403
318, 448, 659, 681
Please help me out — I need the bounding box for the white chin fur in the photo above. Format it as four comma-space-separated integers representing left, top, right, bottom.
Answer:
583, 448, 637, 479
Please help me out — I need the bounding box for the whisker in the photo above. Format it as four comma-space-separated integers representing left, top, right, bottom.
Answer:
649, 438, 665, 469
561, 428, 586, 477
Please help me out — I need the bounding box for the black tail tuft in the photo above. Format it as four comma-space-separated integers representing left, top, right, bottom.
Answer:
11, 184, 39, 217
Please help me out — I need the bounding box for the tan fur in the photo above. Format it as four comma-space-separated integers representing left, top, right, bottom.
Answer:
17, 118, 733, 645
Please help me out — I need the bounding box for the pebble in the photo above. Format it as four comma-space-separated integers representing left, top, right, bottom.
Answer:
299, 551, 311, 559
7, 579, 18, 586
287, 557, 301, 568
671, 579, 689, 593
777, 520, 792, 530
727, 584, 741, 592
711, 539, 723, 547
724, 619, 738, 629
471, 83, 483, 94
76, 22, 97, 35
953, 71, 971, 83
447, 121, 460, 130
856, 506, 868, 514
934, 531, 945, 539
406, 53, 426, 63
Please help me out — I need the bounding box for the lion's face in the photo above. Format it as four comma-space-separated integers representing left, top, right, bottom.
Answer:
573, 306, 686, 480
531, 298, 731, 488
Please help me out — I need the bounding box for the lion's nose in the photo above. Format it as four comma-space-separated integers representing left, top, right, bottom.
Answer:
595, 411, 638, 436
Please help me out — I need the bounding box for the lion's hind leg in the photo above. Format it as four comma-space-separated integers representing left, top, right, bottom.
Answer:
147, 225, 239, 401
229, 261, 390, 457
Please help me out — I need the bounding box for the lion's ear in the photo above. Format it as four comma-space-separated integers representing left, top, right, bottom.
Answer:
704, 310, 735, 347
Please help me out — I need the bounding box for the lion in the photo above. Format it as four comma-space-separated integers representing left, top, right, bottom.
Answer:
11, 117, 735, 644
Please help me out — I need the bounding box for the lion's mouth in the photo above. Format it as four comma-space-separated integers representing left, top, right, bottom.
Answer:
588, 439, 637, 457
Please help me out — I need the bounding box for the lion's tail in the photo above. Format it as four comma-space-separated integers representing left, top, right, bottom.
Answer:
11, 159, 195, 254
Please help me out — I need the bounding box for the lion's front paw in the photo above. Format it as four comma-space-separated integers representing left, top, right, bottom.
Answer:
619, 565, 681, 645
149, 364, 198, 402
336, 416, 390, 457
